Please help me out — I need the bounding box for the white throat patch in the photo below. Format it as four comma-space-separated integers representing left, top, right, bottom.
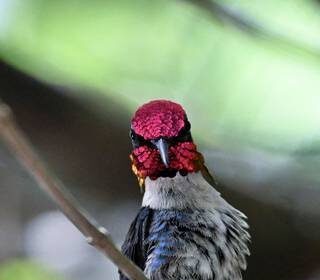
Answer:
142, 172, 227, 210
142, 172, 250, 280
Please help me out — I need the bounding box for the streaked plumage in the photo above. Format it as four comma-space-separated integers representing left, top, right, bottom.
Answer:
120, 100, 250, 280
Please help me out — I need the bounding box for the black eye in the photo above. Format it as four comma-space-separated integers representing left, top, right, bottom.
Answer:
130, 130, 135, 140
130, 129, 139, 147
172, 119, 192, 144
177, 130, 192, 143
184, 120, 191, 132
130, 129, 151, 148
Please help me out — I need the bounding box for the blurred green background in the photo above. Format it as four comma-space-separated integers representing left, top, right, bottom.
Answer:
0, 0, 320, 279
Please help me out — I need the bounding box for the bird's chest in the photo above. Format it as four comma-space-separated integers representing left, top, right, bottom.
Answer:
144, 208, 242, 280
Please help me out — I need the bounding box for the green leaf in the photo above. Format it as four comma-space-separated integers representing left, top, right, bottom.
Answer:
0, 260, 65, 280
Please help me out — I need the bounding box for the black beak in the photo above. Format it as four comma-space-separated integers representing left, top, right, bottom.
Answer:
154, 138, 170, 168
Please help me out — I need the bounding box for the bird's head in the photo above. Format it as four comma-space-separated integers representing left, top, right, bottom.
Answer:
129, 100, 204, 187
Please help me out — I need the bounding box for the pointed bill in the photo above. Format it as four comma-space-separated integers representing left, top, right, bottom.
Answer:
155, 138, 170, 168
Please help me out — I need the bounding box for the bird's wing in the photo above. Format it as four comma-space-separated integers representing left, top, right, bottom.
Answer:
201, 164, 218, 187
119, 207, 154, 280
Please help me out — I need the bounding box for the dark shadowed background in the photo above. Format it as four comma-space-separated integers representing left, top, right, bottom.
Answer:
0, 1, 320, 279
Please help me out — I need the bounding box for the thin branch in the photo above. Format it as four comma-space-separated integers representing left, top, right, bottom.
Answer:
182, 0, 320, 61
0, 102, 149, 280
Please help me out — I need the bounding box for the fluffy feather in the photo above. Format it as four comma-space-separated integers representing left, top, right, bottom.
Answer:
121, 172, 250, 280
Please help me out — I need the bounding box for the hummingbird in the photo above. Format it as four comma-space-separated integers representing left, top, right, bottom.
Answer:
120, 100, 250, 280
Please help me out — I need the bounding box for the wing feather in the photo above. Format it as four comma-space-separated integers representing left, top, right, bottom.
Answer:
119, 207, 154, 280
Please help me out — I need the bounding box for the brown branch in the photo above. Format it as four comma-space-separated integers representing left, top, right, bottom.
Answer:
0, 102, 149, 280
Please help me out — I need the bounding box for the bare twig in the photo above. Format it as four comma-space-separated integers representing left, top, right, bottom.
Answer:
0, 102, 149, 280
182, 0, 320, 60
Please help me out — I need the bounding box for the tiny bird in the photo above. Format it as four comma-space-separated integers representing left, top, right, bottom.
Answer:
120, 100, 250, 280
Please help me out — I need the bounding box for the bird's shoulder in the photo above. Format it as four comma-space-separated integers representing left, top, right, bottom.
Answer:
120, 207, 154, 280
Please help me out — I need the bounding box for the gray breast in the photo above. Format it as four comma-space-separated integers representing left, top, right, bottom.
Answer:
144, 207, 250, 280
